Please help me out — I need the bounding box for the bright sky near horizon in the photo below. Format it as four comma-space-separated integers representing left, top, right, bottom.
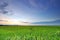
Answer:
0, 0, 60, 25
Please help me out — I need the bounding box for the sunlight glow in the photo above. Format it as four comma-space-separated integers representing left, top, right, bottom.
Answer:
0, 18, 31, 25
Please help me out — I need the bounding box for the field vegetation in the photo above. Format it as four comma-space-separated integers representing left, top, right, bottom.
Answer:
0, 25, 60, 40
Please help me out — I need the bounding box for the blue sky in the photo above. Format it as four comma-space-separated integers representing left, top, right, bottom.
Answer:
0, 0, 60, 25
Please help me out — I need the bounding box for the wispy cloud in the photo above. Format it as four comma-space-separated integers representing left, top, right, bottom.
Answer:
0, 14, 31, 25
31, 18, 60, 25
23, 0, 58, 10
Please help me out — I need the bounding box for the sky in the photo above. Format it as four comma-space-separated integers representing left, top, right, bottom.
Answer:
0, 0, 60, 25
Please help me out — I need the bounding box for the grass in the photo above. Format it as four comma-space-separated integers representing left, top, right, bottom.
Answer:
0, 25, 60, 40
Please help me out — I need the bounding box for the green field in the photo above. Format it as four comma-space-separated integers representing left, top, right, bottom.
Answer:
0, 25, 60, 40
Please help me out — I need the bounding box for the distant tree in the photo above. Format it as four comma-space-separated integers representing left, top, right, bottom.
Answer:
0, 24, 3, 26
